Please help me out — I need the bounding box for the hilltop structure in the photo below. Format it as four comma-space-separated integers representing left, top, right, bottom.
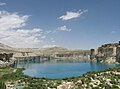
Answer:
90, 41, 120, 63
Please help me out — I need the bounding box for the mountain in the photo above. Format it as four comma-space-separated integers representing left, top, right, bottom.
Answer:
41, 46, 68, 51
0, 42, 68, 54
38, 46, 68, 54
0, 43, 17, 53
0, 43, 90, 57
0, 43, 13, 49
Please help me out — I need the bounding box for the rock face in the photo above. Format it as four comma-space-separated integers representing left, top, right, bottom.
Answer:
0, 43, 90, 62
116, 46, 120, 63
0, 53, 13, 61
57, 82, 76, 89
90, 41, 120, 63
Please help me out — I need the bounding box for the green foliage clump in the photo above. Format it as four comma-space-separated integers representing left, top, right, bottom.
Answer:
0, 81, 6, 89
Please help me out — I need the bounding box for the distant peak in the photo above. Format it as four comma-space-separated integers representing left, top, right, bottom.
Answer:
0, 43, 12, 48
42, 45, 58, 48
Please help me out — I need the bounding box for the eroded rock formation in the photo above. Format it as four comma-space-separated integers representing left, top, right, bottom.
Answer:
90, 41, 120, 63
0, 53, 13, 62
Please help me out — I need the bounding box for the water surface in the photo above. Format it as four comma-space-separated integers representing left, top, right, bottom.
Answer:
14, 59, 120, 78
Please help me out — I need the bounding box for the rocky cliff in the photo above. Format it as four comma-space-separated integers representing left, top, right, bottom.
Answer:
0, 43, 90, 62
90, 41, 120, 63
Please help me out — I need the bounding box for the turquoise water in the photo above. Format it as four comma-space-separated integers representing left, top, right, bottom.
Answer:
14, 60, 120, 78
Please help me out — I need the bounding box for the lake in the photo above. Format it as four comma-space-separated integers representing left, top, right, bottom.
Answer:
14, 59, 120, 79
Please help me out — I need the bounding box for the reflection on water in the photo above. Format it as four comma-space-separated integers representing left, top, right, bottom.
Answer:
14, 58, 88, 69
90, 61, 118, 71
13, 59, 120, 78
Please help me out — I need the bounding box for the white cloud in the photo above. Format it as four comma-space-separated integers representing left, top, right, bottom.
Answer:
59, 9, 88, 21
0, 11, 45, 48
0, 28, 44, 48
0, 2, 6, 6
52, 40, 55, 43
0, 11, 29, 31
42, 45, 58, 48
45, 30, 52, 34
50, 38, 54, 40
0, 10, 72, 48
111, 31, 116, 34
41, 36, 46, 39
57, 25, 71, 32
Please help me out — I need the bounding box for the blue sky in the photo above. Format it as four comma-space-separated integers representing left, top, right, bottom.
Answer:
0, 0, 120, 49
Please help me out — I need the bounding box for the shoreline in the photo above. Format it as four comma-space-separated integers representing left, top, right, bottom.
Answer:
13, 59, 120, 79
0, 56, 120, 89
1, 65, 120, 89
0, 56, 119, 68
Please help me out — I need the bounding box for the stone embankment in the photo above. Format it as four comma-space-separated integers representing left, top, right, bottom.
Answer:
90, 41, 120, 63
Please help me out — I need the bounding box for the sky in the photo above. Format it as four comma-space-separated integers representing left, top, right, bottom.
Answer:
0, 0, 120, 49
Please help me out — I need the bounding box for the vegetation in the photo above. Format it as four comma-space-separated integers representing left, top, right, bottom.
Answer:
0, 81, 6, 89
0, 66, 120, 89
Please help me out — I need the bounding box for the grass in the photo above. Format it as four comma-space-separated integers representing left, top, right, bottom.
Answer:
0, 67, 13, 77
